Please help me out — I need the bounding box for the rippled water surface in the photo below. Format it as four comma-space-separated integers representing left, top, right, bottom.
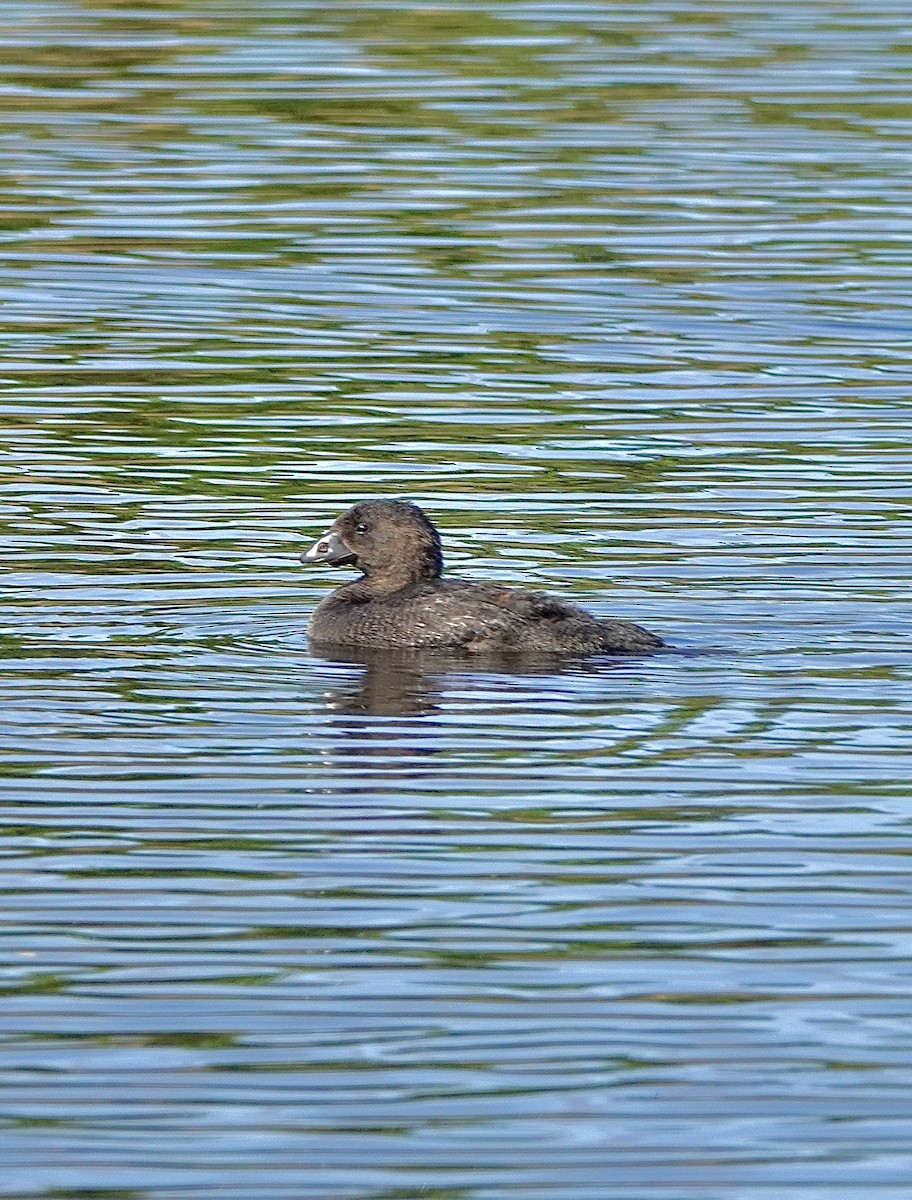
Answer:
3, 1, 912, 1196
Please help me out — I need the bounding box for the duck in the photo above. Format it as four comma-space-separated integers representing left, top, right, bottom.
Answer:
301, 499, 664, 655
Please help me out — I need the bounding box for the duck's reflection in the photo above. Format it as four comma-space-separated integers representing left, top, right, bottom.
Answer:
312, 644, 613, 719
314, 646, 448, 717
306, 646, 656, 806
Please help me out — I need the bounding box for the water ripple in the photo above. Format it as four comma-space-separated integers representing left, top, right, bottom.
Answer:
2, 1, 912, 1197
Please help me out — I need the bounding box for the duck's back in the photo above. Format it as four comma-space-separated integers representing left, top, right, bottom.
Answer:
309, 578, 661, 654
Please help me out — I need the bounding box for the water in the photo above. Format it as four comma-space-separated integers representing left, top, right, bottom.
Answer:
2, 1, 912, 1196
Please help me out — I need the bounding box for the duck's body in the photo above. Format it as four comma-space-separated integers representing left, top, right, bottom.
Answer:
309, 575, 662, 654
303, 500, 663, 655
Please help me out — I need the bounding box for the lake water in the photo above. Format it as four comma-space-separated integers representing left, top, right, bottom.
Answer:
2, 1, 912, 1196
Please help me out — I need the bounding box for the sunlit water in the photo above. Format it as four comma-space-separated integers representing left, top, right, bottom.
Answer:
2, 1, 912, 1197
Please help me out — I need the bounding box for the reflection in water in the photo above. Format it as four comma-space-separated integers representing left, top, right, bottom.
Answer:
315, 646, 449, 717
313, 644, 646, 717
316, 648, 624, 710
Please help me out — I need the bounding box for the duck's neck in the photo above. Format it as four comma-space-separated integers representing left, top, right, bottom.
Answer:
353, 565, 437, 597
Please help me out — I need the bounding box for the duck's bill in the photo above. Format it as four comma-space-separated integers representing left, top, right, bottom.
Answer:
301, 530, 357, 567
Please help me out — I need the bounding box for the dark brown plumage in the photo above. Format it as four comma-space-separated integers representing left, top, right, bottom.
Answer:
302, 499, 664, 655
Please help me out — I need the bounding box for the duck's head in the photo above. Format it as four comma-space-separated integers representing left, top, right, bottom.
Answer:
302, 499, 443, 589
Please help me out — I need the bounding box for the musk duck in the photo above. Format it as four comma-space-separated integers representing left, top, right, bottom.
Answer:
302, 499, 663, 655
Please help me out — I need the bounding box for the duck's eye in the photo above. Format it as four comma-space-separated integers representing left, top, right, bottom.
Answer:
355, 521, 369, 535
